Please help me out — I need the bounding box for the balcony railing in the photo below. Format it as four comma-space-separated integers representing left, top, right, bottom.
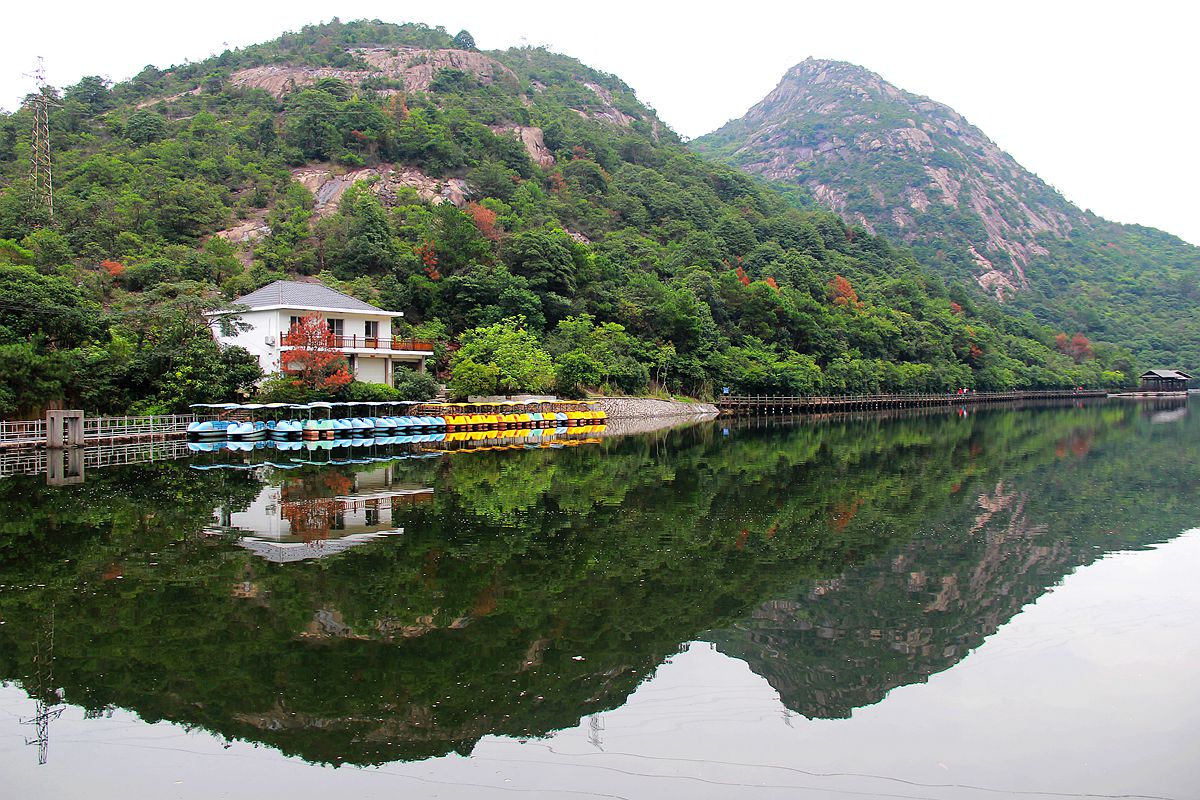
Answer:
282, 332, 436, 352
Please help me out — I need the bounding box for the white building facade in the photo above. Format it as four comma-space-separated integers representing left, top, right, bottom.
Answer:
212, 280, 431, 385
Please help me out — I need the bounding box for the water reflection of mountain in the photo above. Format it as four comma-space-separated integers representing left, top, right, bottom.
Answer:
0, 400, 1195, 766
707, 482, 1080, 718
710, 400, 1199, 719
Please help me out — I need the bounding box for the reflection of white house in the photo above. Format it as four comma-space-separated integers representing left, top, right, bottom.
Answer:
207, 465, 435, 563
211, 280, 432, 385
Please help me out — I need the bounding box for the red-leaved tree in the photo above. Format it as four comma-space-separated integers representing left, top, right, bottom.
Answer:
466, 202, 501, 242
828, 275, 862, 308
283, 313, 352, 391
1055, 332, 1094, 363
415, 239, 441, 280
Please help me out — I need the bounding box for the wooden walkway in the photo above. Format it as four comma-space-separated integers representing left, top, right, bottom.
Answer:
717, 389, 1108, 415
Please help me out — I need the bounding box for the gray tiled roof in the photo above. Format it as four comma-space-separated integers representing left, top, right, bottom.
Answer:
1141, 369, 1192, 379
233, 280, 387, 313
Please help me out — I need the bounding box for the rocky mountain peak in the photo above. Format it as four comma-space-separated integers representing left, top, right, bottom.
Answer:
697, 59, 1084, 300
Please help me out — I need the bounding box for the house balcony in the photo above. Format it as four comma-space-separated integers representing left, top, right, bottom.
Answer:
281, 332, 436, 355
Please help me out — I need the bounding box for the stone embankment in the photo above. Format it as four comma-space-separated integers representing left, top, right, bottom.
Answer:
591, 397, 718, 420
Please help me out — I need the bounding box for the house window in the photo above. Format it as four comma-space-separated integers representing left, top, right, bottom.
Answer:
364, 320, 379, 340
327, 318, 344, 336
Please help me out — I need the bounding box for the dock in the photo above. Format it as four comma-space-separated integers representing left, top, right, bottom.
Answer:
0, 413, 207, 450
717, 389, 1108, 415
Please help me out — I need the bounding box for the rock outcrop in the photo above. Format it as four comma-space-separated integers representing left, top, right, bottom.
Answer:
228, 46, 520, 99
491, 125, 556, 168
694, 58, 1082, 299
292, 164, 469, 216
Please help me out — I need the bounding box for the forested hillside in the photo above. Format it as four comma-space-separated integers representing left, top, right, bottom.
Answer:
695, 58, 1200, 370
0, 20, 1133, 416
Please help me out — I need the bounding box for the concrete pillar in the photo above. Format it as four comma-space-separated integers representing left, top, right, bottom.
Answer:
416, 357, 427, 375
47, 446, 84, 486
46, 410, 84, 448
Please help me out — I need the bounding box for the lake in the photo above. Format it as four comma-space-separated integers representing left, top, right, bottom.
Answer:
2, 398, 1198, 799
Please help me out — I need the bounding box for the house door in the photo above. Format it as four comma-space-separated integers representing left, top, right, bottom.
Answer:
364, 320, 379, 348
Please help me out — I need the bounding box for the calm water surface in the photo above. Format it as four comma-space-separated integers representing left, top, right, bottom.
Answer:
2, 400, 1198, 799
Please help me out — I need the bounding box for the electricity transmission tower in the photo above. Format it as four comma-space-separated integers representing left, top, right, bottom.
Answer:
24, 57, 55, 225
587, 714, 604, 751
20, 610, 64, 765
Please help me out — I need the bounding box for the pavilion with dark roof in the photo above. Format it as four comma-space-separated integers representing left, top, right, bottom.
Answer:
1138, 369, 1192, 393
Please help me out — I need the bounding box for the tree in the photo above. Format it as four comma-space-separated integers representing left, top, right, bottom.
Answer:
554, 351, 602, 398
393, 366, 440, 400
282, 313, 352, 392
64, 75, 112, 116
438, 264, 545, 332
451, 30, 477, 50
828, 275, 862, 308
125, 110, 168, 143
451, 318, 554, 396
283, 89, 342, 160
448, 358, 498, 399
466, 202, 501, 242
504, 228, 580, 296
323, 184, 399, 278
1055, 332, 1094, 363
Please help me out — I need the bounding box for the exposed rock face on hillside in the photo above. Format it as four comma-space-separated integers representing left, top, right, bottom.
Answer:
228, 46, 521, 98
291, 164, 470, 215
694, 59, 1082, 299
221, 46, 639, 133
492, 125, 556, 168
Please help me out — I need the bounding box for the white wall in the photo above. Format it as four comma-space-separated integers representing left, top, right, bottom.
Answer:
356, 356, 388, 385
215, 309, 284, 375
214, 308, 397, 380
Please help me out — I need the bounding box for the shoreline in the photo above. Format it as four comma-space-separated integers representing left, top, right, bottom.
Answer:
588, 397, 719, 420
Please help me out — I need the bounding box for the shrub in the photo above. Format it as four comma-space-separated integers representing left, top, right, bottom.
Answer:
340, 381, 402, 402
393, 367, 440, 400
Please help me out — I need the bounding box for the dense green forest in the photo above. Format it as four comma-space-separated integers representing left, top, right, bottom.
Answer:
0, 20, 1135, 417
1, 402, 1193, 762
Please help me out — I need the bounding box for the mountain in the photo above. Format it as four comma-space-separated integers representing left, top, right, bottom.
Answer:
0, 22, 1134, 417
694, 58, 1200, 370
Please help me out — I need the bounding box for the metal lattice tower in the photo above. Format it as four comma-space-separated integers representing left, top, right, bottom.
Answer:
25, 57, 54, 224
20, 609, 64, 765
587, 714, 604, 751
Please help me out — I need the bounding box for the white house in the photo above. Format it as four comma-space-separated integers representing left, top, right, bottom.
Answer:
212, 280, 432, 385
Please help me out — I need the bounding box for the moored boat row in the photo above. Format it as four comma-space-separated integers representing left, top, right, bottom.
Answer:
186, 400, 608, 442
186, 425, 608, 457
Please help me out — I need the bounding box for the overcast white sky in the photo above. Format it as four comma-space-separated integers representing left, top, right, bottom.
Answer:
3, 1, 1197, 244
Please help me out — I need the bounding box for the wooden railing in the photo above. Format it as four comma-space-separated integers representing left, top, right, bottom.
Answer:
282, 332, 436, 352
718, 389, 1108, 412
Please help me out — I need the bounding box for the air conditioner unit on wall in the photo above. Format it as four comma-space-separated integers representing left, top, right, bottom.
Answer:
264, 335, 276, 346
